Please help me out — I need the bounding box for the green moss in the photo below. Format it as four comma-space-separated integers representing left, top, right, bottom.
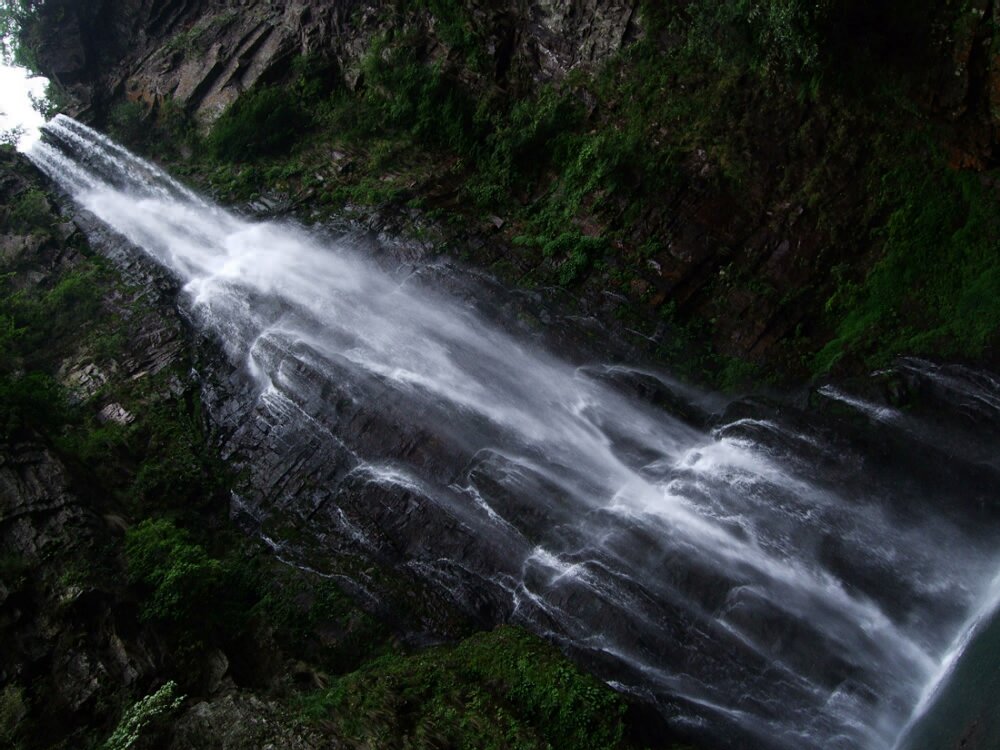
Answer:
815, 134, 1000, 372
300, 626, 628, 750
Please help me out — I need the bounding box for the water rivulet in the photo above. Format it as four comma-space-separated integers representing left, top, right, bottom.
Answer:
30, 116, 1000, 750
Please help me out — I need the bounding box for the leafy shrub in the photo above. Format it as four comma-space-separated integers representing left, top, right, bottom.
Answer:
128, 397, 224, 511
106, 97, 198, 157
8, 188, 51, 232
163, 9, 237, 56
0, 373, 66, 439
290, 53, 340, 103
678, 0, 938, 80
410, 0, 486, 68
469, 87, 584, 205
125, 519, 225, 623
0, 307, 22, 365
683, 0, 826, 75
107, 101, 148, 147
1, 125, 25, 149
102, 681, 185, 750
815, 145, 1000, 372
516, 232, 608, 287
255, 574, 391, 673
0, 0, 43, 66
208, 86, 310, 161
1, 266, 104, 364
124, 519, 256, 636
358, 34, 483, 154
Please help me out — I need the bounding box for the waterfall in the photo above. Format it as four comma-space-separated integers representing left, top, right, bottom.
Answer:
29, 115, 1000, 750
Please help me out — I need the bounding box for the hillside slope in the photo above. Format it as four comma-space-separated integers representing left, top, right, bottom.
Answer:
18, 0, 1000, 385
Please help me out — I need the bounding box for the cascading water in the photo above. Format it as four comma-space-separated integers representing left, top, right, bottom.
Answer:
28, 115, 1000, 749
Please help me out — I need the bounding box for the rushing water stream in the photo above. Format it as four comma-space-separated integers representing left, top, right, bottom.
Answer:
29, 115, 1000, 750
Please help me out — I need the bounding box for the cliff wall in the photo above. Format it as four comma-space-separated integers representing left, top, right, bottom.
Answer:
23, 0, 1000, 384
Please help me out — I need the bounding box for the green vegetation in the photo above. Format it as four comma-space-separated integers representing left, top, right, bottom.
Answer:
107, 101, 149, 148
300, 626, 628, 750
107, 97, 199, 161
0, 238, 107, 440
354, 33, 483, 154
7, 187, 51, 232
408, 0, 482, 65
673, 0, 936, 83
665, 0, 830, 80
0, 685, 27, 748
0, 125, 25, 149
256, 574, 391, 673
0, 372, 65, 439
125, 519, 255, 635
208, 86, 310, 161
102, 682, 185, 750
816, 139, 1000, 371
162, 9, 238, 56
169, 0, 996, 383
0, 0, 42, 65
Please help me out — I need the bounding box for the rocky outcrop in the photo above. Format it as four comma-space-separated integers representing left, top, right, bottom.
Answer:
168, 692, 325, 750
522, 0, 641, 80
920, 0, 1000, 168
34, 0, 1000, 162
0, 148, 162, 745
0, 440, 157, 720
32, 0, 642, 126
0, 146, 339, 749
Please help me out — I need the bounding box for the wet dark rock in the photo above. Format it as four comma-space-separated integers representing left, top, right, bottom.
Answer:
168, 691, 324, 750
0, 439, 160, 741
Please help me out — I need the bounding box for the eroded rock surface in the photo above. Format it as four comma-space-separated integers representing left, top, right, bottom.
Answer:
34, 0, 642, 126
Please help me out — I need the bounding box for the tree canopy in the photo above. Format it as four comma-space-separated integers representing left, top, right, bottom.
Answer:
0, 0, 44, 65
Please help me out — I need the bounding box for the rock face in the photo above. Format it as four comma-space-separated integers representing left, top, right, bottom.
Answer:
0, 147, 336, 749
0, 150, 162, 745
34, 0, 641, 125
168, 692, 325, 750
32, 0, 1000, 157
924, 0, 1000, 168
0, 441, 157, 719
